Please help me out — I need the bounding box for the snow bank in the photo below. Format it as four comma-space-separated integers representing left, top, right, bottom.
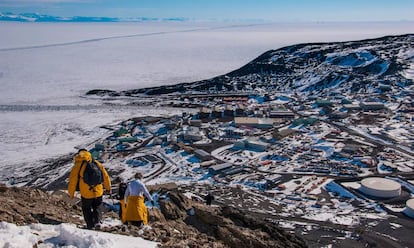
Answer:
0, 221, 158, 248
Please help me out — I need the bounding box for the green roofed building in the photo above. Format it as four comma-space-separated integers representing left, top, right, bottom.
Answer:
119, 137, 138, 143
315, 100, 333, 107
94, 143, 105, 151
90, 150, 100, 160
114, 128, 129, 137
292, 118, 318, 127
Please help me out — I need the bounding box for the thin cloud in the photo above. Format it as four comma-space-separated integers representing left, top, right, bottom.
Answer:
12, 0, 93, 2
0, 0, 94, 8
0, 0, 94, 4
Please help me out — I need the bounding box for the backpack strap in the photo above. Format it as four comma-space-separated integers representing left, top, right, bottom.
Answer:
78, 160, 87, 180
76, 160, 87, 191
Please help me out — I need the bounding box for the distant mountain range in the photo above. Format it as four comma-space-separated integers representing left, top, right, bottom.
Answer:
0, 12, 188, 22
93, 34, 413, 98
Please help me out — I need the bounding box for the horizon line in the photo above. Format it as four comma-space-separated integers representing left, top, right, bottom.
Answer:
1, 12, 413, 23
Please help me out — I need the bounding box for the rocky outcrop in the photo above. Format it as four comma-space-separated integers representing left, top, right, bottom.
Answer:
184, 205, 305, 248
144, 187, 306, 248
0, 184, 83, 226
157, 188, 193, 220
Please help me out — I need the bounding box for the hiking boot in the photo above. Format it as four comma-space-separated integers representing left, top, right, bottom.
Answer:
93, 223, 102, 230
78, 224, 91, 230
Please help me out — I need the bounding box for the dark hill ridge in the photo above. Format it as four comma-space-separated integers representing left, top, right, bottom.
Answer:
87, 34, 413, 97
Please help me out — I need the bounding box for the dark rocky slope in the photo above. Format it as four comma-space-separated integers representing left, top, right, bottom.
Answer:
87, 34, 413, 98
0, 184, 306, 248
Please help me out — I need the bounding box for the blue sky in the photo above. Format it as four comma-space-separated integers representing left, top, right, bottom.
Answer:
0, 0, 413, 22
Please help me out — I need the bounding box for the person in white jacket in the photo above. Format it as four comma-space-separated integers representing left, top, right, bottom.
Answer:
124, 172, 154, 226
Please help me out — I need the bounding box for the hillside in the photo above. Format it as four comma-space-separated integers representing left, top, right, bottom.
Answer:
87, 34, 413, 98
0, 184, 306, 248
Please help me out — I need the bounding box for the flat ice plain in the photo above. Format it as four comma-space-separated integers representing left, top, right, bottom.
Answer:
0, 21, 413, 175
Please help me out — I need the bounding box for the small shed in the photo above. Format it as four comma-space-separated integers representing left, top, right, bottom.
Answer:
194, 149, 211, 161
209, 163, 233, 175
360, 102, 385, 111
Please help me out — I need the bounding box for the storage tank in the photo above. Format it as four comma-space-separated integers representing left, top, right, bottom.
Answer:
404, 199, 414, 218
360, 177, 401, 198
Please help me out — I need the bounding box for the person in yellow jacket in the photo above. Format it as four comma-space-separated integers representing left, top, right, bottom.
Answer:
124, 172, 154, 226
68, 149, 111, 229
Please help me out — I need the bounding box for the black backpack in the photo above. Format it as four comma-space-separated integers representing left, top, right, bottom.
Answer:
80, 159, 103, 188
118, 182, 128, 200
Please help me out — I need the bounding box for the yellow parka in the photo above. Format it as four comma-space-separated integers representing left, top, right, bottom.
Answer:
68, 150, 111, 199
125, 195, 148, 225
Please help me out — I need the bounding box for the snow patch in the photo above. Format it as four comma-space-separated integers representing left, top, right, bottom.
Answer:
0, 221, 158, 248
